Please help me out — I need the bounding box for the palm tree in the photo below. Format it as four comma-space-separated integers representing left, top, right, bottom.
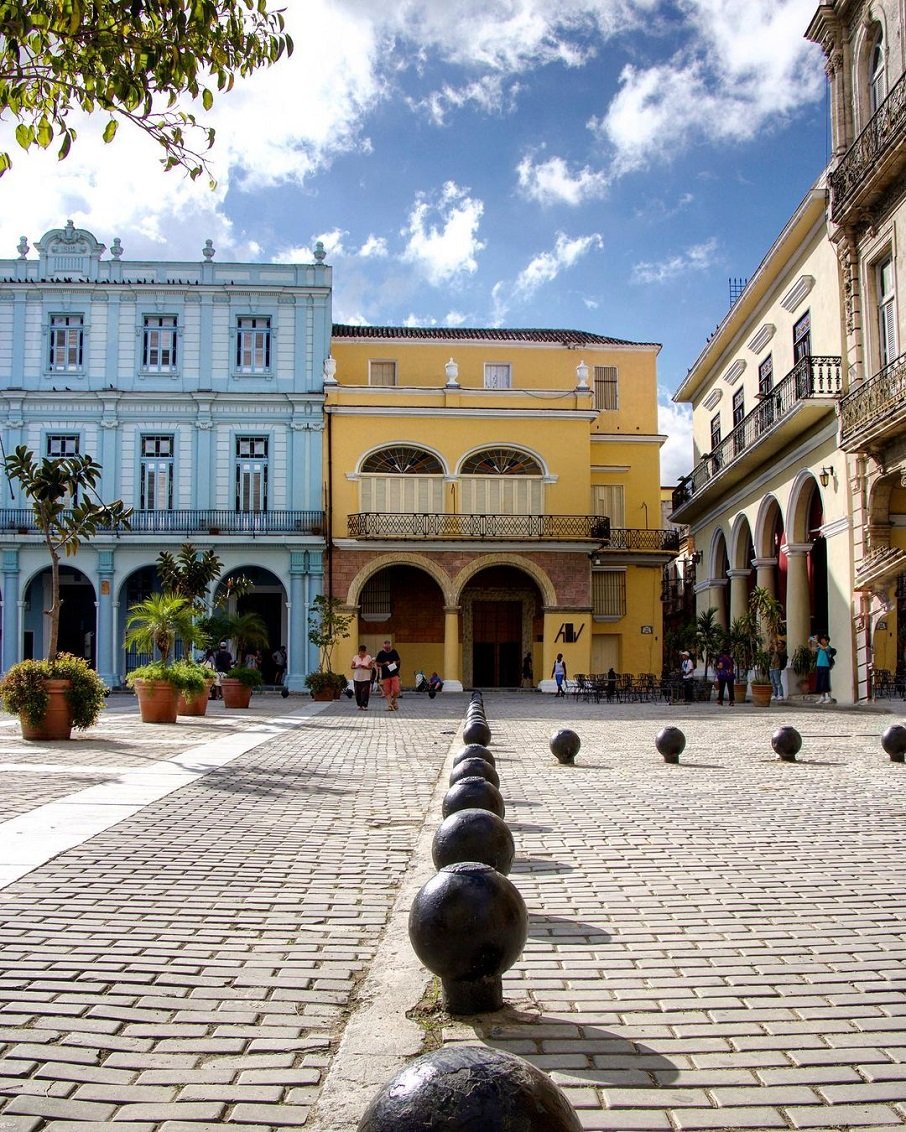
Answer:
695, 606, 722, 679
125, 594, 199, 665
206, 609, 269, 663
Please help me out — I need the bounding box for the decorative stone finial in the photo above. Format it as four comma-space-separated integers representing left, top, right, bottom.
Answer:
16, 236, 29, 259
313, 241, 326, 263
323, 356, 338, 384
110, 238, 123, 259
445, 357, 459, 386
202, 239, 215, 260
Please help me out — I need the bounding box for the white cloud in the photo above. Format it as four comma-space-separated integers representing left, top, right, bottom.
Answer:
513, 231, 603, 299
516, 154, 609, 206
359, 235, 389, 258
408, 75, 518, 126
401, 181, 486, 285
633, 237, 719, 284
658, 392, 694, 485
593, 0, 826, 173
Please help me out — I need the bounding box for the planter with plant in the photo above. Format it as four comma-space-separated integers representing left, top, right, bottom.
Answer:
306, 594, 353, 700
125, 594, 201, 723
727, 617, 754, 703
747, 587, 784, 707
0, 653, 108, 740
790, 644, 816, 694
221, 664, 263, 708
303, 669, 349, 701
0, 445, 131, 738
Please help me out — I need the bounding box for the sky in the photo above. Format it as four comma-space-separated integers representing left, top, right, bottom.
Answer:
0, 0, 831, 486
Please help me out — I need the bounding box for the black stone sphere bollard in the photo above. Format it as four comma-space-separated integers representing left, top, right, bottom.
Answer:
452, 743, 496, 768
771, 725, 802, 762
882, 723, 906, 762
655, 725, 686, 764
443, 776, 505, 820
449, 756, 500, 790
408, 863, 528, 1014
357, 1045, 581, 1131
549, 727, 580, 765
463, 718, 492, 747
432, 807, 515, 874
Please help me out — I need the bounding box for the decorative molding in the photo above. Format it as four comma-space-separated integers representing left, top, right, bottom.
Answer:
747, 323, 776, 353
703, 387, 723, 410
722, 359, 746, 386
780, 275, 815, 312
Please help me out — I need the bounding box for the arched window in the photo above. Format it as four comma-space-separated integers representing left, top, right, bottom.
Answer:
359, 446, 444, 513
869, 27, 886, 114
459, 447, 544, 515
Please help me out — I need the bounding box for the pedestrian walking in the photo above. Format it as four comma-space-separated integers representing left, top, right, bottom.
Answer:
681, 650, 695, 703
522, 651, 533, 688
551, 652, 567, 697
812, 634, 836, 704
350, 645, 375, 710
272, 645, 287, 686
212, 640, 233, 700
715, 648, 735, 706
375, 638, 402, 711
770, 635, 787, 701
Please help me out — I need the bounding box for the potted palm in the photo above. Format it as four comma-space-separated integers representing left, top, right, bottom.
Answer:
156, 545, 251, 715
790, 644, 817, 694
205, 609, 269, 706
1, 445, 131, 738
125, 594, 203, 723
306, 594, 353, 700
222, 663, 264, 707
727, 616, 754, 704
747, 587, 784, 707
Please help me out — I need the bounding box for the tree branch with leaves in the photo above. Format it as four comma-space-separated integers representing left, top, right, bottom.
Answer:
0, 0, 293, 181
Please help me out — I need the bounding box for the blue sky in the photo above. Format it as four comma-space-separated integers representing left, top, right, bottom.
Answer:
0, 0, 830, 484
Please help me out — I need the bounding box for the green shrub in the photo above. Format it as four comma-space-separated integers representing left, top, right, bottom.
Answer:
0, 654, 108, 730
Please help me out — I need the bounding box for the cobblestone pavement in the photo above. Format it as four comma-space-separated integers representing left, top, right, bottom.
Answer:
0, 691, 904, 1131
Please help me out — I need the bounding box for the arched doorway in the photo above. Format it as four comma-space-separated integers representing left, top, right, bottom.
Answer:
357, 564, 447, 684
461, 565, 543, 688
24, 566, 97, 663
219, 567, 287, 684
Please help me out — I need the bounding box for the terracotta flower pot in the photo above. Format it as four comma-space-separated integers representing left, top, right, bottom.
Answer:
750, 682, 773, 707
20, 678, 73, 741
134, 679, 180, 724
221, 678, 253, 709
177, 684, 212, 716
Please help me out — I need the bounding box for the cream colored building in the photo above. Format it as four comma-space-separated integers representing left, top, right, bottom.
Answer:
326, 327, 677, 691
807, 0, 906, 697
671, 184, 851, 699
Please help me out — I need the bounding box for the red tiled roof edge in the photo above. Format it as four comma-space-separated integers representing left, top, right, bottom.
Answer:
331, 324, 660, 348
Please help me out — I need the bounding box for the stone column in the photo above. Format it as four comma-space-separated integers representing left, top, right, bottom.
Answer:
95, 548, 115, 686
783, 543, 812, 653
287, 550, 316, 691
696, 578, 728, 630
752, 557, 777, 595
2, 549, 19, 671
442, 606, 463, 692
727, 568, 751, 624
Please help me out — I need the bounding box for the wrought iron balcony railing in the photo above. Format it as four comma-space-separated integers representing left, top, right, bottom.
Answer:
0, 508, 325, 536
838, 351, 906, 449
347, 511, 680, 551
829, 71, 906, 221
672, 355, 842, 512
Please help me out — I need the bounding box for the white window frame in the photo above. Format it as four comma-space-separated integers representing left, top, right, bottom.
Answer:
236, 317, 272, 374
48, 314, 84, 373
140, 434, 174, 511
484, 363, 512, 389
368, 360, 397, 387
46, 434, 80, 458
878, 256, 897, 369
869, 28, 886, 115
235, 436, 269, 512
142, 316, 178, 373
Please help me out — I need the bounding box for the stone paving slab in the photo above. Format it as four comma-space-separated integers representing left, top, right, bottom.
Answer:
0, 693, 904, 1131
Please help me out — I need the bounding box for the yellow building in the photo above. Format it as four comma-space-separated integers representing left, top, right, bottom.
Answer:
325, 326, 677, 691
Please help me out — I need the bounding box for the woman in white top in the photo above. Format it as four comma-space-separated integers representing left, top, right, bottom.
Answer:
350, 645, 375, 710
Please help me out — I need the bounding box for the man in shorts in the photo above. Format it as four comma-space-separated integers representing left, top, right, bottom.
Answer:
375, 639, 402, 711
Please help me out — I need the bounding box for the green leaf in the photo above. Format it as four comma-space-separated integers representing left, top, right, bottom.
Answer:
102, 118, 118, 143
201, 87, 213, 110
15, 123, 33, 149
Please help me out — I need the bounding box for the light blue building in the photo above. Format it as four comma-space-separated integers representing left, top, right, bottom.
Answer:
0, 222, 331, 689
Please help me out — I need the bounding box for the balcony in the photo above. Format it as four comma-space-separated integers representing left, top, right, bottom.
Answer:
348, 511, 680, 553
671, 355, 842, 523
838, 351, 906, 454
0, 509, 326, 537
829, 71, 906, 224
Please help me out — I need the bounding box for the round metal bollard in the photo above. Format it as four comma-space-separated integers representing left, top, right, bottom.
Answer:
357, 1045, 581, 1131
280, 686, 289, 699
463, 718, 492, 747
771, 725, 802, 762
881, 723, 906, 763
443, 776, 505, 820
549, 727, 580, 765
655, 725, 686, 764
432, 807, 515, 874
452, 743, 496, 768
408, 863, 528, 1014
449, 756, 500, 790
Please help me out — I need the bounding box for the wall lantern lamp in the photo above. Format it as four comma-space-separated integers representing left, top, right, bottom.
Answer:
576, 360, 590, 389
819, 465, 833, 487
690, 550, 703, 565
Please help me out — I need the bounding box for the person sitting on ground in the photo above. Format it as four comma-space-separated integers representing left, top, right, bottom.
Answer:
427, 671, 444, 696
